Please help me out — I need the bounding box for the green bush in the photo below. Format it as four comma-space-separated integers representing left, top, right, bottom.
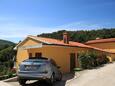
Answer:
0, 67, 16, 80
7, 71, 13, 78
0, 63, 15, 78
0, 46, 16, 62
0, 66, 8, 75
78, 52, 109, 69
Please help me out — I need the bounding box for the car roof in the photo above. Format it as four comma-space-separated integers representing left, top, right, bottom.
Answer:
23, 57, 51, 62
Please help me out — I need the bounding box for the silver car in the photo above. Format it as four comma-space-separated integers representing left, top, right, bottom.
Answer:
17, 57, 62, 85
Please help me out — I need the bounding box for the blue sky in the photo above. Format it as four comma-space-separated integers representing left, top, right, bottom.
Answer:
0, 0, 115, 43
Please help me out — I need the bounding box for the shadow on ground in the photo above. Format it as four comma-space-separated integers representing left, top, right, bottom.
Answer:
22, 73, 75, 86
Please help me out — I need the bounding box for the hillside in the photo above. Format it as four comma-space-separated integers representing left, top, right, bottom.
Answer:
0, 39, 16, 62
0, 39, 16, 67
0, 40, 16, 77
0, 39, 15, 51
38, 28, 115, 43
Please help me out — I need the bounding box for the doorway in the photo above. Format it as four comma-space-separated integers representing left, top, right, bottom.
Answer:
70, 53, 76, 72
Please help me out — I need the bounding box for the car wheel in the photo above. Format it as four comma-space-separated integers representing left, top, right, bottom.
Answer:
57, 72, 62, 81
18, 79, 26, 85
51, 73, 55, 82
49, 73, 55, 85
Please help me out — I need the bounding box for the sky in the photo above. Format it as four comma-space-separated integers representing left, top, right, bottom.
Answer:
0, 0, 115, 43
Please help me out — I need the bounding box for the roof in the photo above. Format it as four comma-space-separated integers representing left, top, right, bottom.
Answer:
86, 38, 115, 44
14, 35, 115, 54
28, 35, 92, 48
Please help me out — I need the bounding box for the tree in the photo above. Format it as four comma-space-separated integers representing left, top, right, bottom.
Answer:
0, 46, 16, 62
38, 28, 115, 43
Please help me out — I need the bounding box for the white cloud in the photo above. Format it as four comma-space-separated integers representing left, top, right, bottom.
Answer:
0, 22, 101, 38
55, 21, 103, 31
0, 18, 112, 42
0, 26, 50, 38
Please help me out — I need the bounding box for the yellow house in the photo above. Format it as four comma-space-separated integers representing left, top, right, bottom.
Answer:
15, 33, 113, 73
86, 38, 115, 61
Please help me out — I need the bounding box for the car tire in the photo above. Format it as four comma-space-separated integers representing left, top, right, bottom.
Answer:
57, 72, 62, 81
18, 79, 26, 85
49, 73, 55, 86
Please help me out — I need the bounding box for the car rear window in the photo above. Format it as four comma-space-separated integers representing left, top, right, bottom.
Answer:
23, 59, 49, 63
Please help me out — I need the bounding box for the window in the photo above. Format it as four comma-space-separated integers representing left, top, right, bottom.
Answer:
35, 52, 42, 57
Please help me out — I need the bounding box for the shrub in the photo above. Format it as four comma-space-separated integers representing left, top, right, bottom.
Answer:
78, 52, 109, 69
7, 71, 13, 78
0, 62, 15, 77
0, 66, 8, 75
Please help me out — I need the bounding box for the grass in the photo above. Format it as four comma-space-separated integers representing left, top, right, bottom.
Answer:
74, 67, 83, 72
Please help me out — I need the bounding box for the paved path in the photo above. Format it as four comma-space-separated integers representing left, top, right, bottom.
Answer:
0, 81, 12, 86
66, 63, 115, 86
6, 63, 115, 86
7, 73, 75, 86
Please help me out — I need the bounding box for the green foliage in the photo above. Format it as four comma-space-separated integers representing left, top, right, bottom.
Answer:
74, 67, 82, 72
0, 66, 7, 75
78, 52, 109, 69
4, 61, 14, 68
0, 46, 16, 62
7, 70, 14, 78
0, 40, 16, 79
38, 30, 66, 40
0, 66, 16, 80
38, 28, 115, 43
0, 39, 15, 51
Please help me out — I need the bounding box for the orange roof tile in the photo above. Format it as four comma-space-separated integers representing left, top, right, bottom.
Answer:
86, 38, 115, 44
27, 35, 115, 54
29, 35, 91, 48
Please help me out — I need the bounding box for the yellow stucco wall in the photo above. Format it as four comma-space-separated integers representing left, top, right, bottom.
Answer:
16, 37, 114, 73
87, 42, 115, 49
16, 49, 29, 68
28, 46, 78, 73
19, 38, 40, 47
16, 38, 91, 73
87, 42, 115, 61
109, 53, 115, 61
16, 38, 41, 68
